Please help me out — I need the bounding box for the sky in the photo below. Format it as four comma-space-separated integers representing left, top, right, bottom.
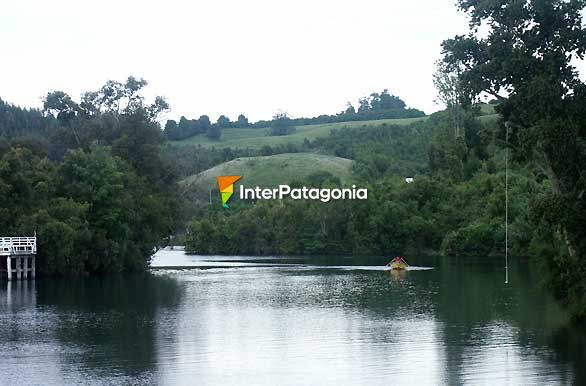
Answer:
1, 0, 472, 122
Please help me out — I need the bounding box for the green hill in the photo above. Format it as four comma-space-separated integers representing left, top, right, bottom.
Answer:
182, 152, 354, 191
170, 116, 427, 150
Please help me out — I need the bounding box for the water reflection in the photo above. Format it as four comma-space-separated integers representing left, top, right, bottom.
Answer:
0, 274, 183, 386
0, 254, 584, 385
148, 254, 584, 385
0, 280, 36, 309
151, 268, 442, 385
432, 256, 578, 385
387, 268, 408, 282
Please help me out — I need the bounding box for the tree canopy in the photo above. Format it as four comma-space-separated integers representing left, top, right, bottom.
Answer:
0, 77, 181, 275
441, 0, 586, 320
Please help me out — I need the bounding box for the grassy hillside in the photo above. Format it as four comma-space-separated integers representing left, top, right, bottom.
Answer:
170, 116, 427, 150
182, 152, 354, 191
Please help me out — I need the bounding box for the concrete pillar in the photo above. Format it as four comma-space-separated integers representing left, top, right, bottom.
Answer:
23, 257, 29, 279
31, 257, 36, 279
6, 256, 11, 281
16, 257, 21, 280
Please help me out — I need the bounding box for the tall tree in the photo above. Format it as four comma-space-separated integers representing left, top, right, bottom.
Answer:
236, 114, 249, 128
270, 111, 294, 136
216, 115, 231, 128
343, 102, 356, 115
441, 0, 586, 319
199, 115, 211, 132
433, 61, 463, 138
164, 119, 178, 139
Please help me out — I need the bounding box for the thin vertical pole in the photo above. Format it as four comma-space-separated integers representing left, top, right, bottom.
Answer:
23, 257, 29, 280
31, 257, 36, 279
16, 257, 22, 280
505, 123, 509, 285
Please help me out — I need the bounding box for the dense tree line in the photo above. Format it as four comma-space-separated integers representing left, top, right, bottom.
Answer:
163, 90, 425, 141
0, 77, 182, 275
164, 113, 252, 141
253, 90, 425, 128
0, 98, 57, 138
164, 115, 211, 140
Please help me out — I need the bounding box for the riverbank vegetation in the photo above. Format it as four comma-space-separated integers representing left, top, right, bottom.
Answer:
0, 78, 182, 275
184, 108, 549, 260
440, 0, 586, 320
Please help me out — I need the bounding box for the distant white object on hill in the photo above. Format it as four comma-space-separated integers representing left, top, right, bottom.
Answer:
405, 177, 414, 183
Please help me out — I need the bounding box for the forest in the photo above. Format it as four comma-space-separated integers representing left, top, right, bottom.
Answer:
0, 78, 183, 274
0, 0, 585, 322
184, 108, 549, 260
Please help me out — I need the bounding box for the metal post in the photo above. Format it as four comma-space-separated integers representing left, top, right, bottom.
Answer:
505, 122, 509, 285
6, 257, 11, 281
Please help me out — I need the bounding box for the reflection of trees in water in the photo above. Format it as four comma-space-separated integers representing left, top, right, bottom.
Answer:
35, 274, 183, 380
547, 325, 586, 385
12, 259, 581, 384
271, 256, 584, 384
432, 256, 582, 385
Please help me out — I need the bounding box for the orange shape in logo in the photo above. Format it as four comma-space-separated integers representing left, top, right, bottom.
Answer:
217, 176, 241, 192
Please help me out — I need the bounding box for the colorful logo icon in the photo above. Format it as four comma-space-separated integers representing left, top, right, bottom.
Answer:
217, 176, 241, 208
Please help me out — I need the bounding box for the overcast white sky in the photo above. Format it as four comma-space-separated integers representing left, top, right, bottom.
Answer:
1, 0, 472, 122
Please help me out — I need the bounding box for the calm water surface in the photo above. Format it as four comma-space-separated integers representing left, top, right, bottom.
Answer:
0, 251, 584, 385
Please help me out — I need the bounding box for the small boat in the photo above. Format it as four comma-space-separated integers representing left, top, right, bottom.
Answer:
386, 256, 409, 270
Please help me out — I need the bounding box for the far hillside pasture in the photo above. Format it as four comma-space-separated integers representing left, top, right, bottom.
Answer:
182, 153, 354, 193
170, 117, 428, 149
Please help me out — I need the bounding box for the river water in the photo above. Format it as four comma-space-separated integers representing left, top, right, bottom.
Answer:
0, 251, 584, 385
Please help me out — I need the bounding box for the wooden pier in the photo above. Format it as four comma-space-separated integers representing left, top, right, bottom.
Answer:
0, 237, 37, 281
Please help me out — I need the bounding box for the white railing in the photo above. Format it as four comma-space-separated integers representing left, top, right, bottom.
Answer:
0, 237, 37, 256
